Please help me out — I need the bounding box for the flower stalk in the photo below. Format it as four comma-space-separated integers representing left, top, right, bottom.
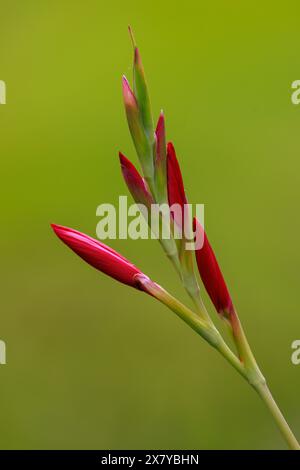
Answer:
51, 29, 300, 450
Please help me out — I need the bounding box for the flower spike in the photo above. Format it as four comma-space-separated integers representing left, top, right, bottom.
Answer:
49, 31, 300, 450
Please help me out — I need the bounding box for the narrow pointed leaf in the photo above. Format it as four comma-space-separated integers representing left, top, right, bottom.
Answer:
133, 46, 154, 140
122, 76, 154, 178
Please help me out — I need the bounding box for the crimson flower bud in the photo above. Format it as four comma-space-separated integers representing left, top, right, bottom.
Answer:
155, 113, 166, 163
119, 152, 153, 208
193, 218, 234, 316
51, 224, 149, 290
122, 75, 138, 111
167, 142, 188, 228
154, 112, 167, 201
167, 142, 196, 279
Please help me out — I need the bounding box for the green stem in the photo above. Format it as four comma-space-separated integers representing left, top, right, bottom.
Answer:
215, 336, 248, 380
218, 337, 300, 449
229, 308, 264, 381
192, 292, 214, 324
139, 277, 247, 377
229, 308, 300, 449
254, 382, 300, 450
140, 279, 221, 347
182, 273, 213, 324
137, 276, 299, 449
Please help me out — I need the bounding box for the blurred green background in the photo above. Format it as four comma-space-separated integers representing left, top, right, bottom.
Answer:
1, 0, 300, 450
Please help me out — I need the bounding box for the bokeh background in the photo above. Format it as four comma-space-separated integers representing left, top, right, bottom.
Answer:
1, 0, 300, 450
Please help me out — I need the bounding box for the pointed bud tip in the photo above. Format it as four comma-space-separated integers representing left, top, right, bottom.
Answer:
119, 151, 129, 168
51, 223, 73, 245
192, 217, 197, 232
167, 141, 176, 156
122, 76, 137, 107
122, 75, 129, 86
51, 223, 72, 239
118, 153, 139, 181
51, 223, 60, 233
156, 112, 165, 130
155, 113, 166, 153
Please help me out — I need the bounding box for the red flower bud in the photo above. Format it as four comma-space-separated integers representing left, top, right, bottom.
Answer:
167, 142, 187, 206
193, 218, 234, 316
119, 152, 153, 207
167, 142, 188, 228
155, 112, 166, 166
122, 75, 138, 111
154, 112, 167, 201
51, 224, 148, 289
